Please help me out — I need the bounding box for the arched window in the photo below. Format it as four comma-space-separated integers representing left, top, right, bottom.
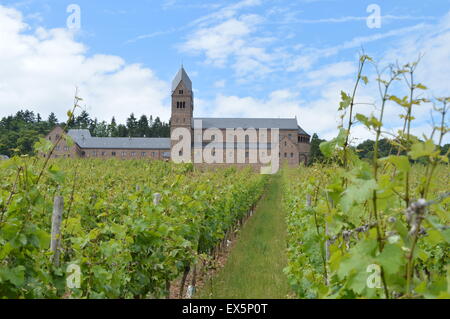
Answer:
299, 154, 308, 165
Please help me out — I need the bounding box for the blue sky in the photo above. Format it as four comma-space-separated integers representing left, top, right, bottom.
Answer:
0, 0, 449, 142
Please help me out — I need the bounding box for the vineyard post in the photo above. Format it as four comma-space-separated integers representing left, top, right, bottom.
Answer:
166, 280, 171, 299
50, 195, 64, 266
325, 198, 333, 286
325, 199, 331, 261
308, 193, 328, 285
191, 264, 197, 292
152, 193, 168, 298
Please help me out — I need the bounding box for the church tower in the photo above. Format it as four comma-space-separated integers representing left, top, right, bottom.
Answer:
171, 66, 193, 136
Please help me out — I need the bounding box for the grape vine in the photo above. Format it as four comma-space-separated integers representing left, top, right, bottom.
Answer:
282, 55, 449, 299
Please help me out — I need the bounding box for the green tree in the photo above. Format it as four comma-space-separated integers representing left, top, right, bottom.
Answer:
117, 124, 128, 137
75, 110, 92, 129
308, 133, 326, 165
48, 112, 58, 126
109, 117, 118, 137
93, 121, 109, 137
126, 113, 138, 136
138, 115, 150, 137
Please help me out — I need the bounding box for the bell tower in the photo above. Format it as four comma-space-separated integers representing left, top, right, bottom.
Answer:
171, 66, 193, 135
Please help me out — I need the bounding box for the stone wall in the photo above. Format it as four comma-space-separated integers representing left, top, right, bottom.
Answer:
82, 148, 168, 160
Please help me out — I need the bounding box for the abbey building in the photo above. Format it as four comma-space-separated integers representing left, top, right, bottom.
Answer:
45, 67, 310, 167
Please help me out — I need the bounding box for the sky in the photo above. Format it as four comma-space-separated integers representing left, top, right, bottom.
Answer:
0, 0, 449, 143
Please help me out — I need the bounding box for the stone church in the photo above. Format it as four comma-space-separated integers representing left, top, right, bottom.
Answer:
45, 67, 311, 167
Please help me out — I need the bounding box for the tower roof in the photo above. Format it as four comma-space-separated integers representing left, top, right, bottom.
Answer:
172, 66, 192, 92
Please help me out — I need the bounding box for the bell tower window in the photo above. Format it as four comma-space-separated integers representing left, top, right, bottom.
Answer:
179, 90, 183, 94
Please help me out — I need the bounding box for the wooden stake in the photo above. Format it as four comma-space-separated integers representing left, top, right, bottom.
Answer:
166, 280, 171, 299
325, 198, 333, 286
179, 266, 190, 298
50, 196, 64, 266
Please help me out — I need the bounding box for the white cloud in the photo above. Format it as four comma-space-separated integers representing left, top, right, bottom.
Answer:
181, 15, 256, 66
194, 82, 354, 139
384, 12, 450, 97
286, 54, 316, 72
190, 0, 262, 27
179, 1, 280, 80
298, 61, 357, 88
287, 23, 427, 72
180, 14, 268, 74
0, 5, 170, 123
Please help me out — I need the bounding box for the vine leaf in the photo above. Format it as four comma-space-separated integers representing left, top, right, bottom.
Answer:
375, 244, 404, 275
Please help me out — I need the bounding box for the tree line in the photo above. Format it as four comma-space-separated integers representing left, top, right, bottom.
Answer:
1, 109, 448, 161
0, 110, 170, 157
308, 133, 450, 165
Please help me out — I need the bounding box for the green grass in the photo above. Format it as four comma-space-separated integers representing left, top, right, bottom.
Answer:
198, 174, 292, 299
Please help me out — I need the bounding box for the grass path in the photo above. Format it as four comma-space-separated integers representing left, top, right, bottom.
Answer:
198, 174, 291, 298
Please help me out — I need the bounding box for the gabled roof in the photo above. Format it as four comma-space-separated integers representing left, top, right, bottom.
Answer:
298, 126, 310, 136
192, 117, 301, 130
172, 66, 192, 92
67, 129, 91, 139
67, 129, 170, 150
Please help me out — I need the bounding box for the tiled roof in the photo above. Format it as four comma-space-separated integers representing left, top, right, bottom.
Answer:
192, 118, 301, 130
67, 129, 91, 139
67, 130, 170, 150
